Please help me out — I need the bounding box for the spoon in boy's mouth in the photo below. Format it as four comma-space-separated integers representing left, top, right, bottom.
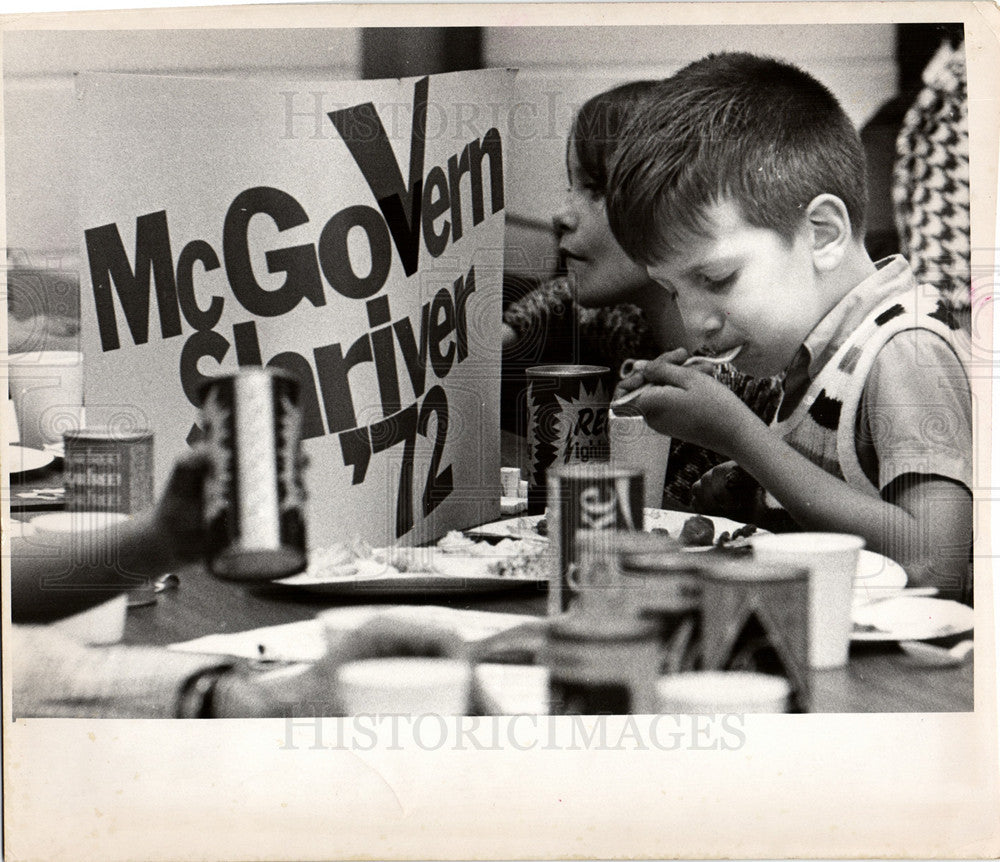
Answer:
612, 345, 743, 408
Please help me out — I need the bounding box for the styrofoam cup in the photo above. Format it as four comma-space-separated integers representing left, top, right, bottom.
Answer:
51, 594, 128, 645
610, 409, 671, 508
656, 671, 791, 713
751, 532, 865, 669
336, 657, 472, 715
7, 350, 84, 449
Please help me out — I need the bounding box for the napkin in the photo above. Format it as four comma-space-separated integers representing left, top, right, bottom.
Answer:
169, 605, 537, 663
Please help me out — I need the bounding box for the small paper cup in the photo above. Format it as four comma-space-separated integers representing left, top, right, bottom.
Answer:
656, 671, 791, 714
751, 532, 865, 669
336, 657, 472, 716
7, 350, 84, 449
609, 409, 671, 508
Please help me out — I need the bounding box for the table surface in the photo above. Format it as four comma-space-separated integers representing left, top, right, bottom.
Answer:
118, 559, 974, 714
11, 445, 975, 714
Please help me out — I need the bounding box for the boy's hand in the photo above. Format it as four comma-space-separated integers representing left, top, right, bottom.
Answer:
613, 350, 755, 457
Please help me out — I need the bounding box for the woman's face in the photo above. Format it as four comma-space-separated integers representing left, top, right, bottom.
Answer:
552, 146, 653, 308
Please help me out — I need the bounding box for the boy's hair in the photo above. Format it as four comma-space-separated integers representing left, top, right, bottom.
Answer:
606, 52, 868, 264
570, 80, 658, 196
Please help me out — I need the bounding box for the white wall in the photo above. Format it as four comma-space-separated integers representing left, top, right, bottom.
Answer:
484, 24, 898, 231
3, 29, 361, 256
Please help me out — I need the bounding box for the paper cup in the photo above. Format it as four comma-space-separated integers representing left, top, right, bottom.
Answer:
51, 594, 128, 645
32, 510, 129, 567
609, 408, 671, 508
7, 350, 84, 449
656, 671, 791, 714
336, 657, 472, 715
751, 532, 865, 669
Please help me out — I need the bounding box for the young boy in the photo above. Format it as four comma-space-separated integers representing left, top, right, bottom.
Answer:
605, 52, 972, 595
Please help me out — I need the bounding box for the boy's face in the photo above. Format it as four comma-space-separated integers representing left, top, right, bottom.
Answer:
645, 199, 828, 377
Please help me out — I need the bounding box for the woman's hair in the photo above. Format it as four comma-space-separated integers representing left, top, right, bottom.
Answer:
606, 52, 869, 264
569, 80, 658, 196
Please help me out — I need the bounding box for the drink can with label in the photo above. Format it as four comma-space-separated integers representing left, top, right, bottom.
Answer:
546, 462, 644, 615
525, 364, 610, 514
64, 428, 155, 514
546, 610, 660, 715
198, 368, 307, 581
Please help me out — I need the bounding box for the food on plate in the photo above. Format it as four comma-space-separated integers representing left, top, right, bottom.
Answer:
715, 523, 759, 551
300, 534, 548, 582
678, 515, 715, 546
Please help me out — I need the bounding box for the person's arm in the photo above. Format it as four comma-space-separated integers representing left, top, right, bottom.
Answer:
11, 451, 207, 623
618, 354, 971, 588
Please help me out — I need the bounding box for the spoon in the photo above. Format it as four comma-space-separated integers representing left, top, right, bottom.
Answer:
898, 639, 973, 667
612, 346, 744, 408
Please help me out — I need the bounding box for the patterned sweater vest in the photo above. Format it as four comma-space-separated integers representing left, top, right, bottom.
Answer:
770, 288, 969, 498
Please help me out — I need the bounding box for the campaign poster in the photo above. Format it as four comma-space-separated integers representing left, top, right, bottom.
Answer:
77, 68, 513, 547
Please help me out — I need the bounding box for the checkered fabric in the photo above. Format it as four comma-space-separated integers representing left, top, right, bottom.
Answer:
892, 41, 971, 325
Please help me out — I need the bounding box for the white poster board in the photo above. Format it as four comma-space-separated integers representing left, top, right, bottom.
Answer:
77, 68, 512, 547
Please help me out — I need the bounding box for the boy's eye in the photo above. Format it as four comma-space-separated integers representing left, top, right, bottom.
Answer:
699, 272, 737, 291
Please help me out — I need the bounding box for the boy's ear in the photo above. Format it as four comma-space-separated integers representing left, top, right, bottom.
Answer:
805, 194, 852, 272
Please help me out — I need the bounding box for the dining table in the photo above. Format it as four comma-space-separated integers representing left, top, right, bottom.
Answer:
10, 432, 975, 715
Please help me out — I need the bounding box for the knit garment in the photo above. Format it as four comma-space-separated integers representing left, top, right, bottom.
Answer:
771, 285, 969, 497
892, 41, 970, 322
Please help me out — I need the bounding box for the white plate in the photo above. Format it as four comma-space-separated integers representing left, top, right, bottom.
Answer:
275, 542, 548, 597
473, 508, 755, 548
42, 441, 65, 459
852, 550, 908, 604
851, 596, 974, 642
6, 444, 55, 474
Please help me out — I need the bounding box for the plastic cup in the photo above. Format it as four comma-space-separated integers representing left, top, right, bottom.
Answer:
609, 409, 671, 508
7, 350, 84, 449
751, 532, 865, 669
656, 671, 791, 713
336, 657, 472, 715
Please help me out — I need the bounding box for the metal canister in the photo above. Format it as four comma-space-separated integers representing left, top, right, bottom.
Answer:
525, 364, 610, 514
698, 559, 810, 712
63, 428, 155, 513
546, 462, 644, 615
620, 550, 704, 675
198, 368, 307, 581
546, 610, 661, 715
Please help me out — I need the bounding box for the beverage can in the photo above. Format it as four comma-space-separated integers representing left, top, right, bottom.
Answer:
546, 610, 661, 715
199, 368, 307, 581
546, 462, 644, 615
63, 428, 155, 514
525, 364, 610, 514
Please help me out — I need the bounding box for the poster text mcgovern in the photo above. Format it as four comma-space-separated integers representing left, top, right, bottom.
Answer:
82, 77, 504, 537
